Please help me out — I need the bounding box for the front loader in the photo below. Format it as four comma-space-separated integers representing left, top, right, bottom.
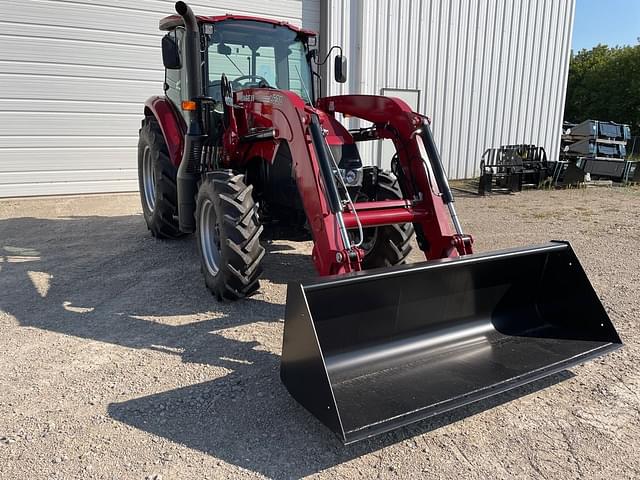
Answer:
138, 2, 622, 444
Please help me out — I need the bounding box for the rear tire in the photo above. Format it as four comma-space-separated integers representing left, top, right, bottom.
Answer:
137, 117, 182, 239
356, 170, 414, 269
196, 170, 265, 300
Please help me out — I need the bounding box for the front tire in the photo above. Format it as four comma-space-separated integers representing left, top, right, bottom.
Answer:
137, 117, 182, 239
196, 171, 265, 300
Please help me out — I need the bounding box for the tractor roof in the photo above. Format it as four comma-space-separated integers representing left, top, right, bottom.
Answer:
159, 14, 316, 37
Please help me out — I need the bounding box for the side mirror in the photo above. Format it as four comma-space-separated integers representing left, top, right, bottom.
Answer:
217, 43, 232, 55
161, 34, 181, 69
334, 55, 347, 83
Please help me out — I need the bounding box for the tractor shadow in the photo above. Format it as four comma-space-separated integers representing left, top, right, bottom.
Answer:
108, 370, 572, 479
0, 213, 573, 478
0, 212, 320, 363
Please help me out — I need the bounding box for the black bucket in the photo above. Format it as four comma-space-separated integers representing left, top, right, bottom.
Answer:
280, 242, 622, 444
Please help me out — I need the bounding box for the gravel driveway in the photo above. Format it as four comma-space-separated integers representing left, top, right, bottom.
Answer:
1, 187, 638, 479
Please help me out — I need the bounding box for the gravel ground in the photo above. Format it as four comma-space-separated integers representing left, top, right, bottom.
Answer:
0, 186, 638, 479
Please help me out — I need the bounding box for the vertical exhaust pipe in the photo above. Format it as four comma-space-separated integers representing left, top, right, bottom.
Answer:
175, 1, 204, 233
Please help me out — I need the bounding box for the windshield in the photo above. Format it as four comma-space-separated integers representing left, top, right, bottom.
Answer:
206, 20, 313, 104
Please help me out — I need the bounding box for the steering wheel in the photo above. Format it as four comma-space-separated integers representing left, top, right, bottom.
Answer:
231, 74, 271, 89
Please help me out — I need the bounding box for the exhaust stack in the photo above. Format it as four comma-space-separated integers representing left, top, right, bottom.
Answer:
175, 1, 204, 233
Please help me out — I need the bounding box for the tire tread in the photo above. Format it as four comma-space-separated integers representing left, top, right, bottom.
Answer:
138, 117, 182, 239
196, 170, 264, 301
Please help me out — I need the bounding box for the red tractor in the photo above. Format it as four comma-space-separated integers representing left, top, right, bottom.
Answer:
138, 2, 621, 444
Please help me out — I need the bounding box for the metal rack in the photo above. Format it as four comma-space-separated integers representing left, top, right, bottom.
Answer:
560, 120, 631, 183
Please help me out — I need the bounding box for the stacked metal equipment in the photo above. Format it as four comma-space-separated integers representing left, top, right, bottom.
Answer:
623, 136, 640, 184
624, 161, 640, 183
478, 144, 549, 195
560, 120, 632, 183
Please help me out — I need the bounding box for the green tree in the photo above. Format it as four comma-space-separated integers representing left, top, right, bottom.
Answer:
564, 42, 640, 136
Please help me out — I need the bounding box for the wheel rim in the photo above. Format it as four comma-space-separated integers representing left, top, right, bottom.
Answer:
199, 198, 222, 276
142, 145, 156, 212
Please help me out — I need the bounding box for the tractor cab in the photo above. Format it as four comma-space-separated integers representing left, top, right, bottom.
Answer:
160, 14, 318, 110
158, 10, 359, 236
204, 20, 315, 105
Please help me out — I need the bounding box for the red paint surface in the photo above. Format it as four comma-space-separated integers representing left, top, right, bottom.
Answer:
145, 86, 472, 274
318, 95, 473, 260
144, 96, 186, 167
159, 14, 316, 36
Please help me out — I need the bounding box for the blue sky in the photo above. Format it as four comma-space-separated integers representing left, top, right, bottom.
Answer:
572, 0, 640, 51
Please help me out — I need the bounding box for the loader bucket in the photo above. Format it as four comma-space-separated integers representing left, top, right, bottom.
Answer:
280, 242, 622, 444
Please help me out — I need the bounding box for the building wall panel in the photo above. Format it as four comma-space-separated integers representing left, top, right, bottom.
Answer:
0, 0, 319, 197
323, 0, 575, 179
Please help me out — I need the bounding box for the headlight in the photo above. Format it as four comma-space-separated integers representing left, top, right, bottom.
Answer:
344, 170, 358, 185
340, 168, 362, 186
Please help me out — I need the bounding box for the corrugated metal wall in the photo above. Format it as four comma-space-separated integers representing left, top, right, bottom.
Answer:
0, 0, 320, 197
1, 0, 573, 195
322, 0, 575, 179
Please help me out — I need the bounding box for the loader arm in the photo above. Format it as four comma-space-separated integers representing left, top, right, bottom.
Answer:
317, 95, 473, 259
227, 88, 360, 275
226, 90, 472, 273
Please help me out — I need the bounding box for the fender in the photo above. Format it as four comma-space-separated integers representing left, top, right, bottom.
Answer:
143, 96, 186, 167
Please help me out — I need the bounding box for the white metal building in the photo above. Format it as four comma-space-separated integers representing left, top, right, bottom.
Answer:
0, 0, 573, 197
323, 0, 576, 178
